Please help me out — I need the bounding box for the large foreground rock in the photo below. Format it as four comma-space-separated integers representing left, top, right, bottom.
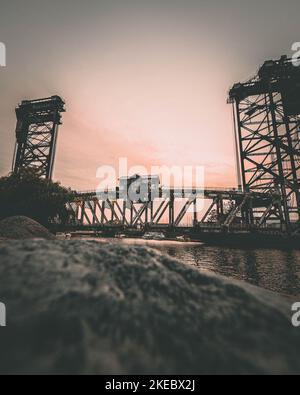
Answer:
0, 240, 299, 375
0, 216, 55, 240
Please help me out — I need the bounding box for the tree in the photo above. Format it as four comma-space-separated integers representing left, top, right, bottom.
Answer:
0, 168, 74, 226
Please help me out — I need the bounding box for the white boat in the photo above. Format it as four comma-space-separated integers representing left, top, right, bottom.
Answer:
56, 233, 72, 240
143, 232, 166, 241
116, 234, 126, 239
176, 235, 191, 242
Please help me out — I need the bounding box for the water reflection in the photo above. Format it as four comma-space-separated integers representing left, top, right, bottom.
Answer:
92, 238, 300, 296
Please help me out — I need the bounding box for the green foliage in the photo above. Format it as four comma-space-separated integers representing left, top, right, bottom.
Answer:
0, 168, 74, 226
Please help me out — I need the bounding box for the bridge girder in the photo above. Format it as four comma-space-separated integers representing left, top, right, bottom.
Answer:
63, 188, 275, 234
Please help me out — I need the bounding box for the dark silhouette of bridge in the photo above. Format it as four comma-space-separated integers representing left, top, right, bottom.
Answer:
11, 56, 300, 237
64, 187, 274, 237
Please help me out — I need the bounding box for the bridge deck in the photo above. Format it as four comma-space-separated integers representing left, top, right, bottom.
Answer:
74, 187, 271, 203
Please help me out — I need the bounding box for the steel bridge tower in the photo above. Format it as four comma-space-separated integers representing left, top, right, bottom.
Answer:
229, 56, 300, 232
12, 96, 65, 179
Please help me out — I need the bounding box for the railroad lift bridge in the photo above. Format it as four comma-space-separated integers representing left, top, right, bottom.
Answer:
66, 184, 274, 236
11, 56, 300, 236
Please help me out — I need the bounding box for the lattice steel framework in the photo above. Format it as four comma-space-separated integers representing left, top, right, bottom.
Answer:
65, 188, 271, 232
229, 56, 300, 232
13, 96, 65, 179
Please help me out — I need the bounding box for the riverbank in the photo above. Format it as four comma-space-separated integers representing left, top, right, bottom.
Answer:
65, 227, 300, 250
190, 230, 300, 249
0, 238, 299, 374
0, 216, 55, 240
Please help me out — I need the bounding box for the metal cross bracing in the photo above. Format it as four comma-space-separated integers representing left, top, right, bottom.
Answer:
11, 56, 300, 236
65, 187, 273, 233
12, 96, 65, 179
229, 56, 300, 234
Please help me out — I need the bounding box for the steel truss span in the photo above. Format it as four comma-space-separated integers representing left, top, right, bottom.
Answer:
13, 96, 65, 179
229, 56, 300, 233
64, 188, 273, 233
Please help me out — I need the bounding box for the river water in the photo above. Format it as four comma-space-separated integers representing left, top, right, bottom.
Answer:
90, 238, 300, 297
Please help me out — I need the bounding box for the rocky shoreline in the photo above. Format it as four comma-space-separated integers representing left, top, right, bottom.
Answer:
0, 235, 299, 374
0, 216, 56, 240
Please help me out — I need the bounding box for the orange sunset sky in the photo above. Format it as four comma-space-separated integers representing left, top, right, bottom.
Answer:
0, 0, 299, 190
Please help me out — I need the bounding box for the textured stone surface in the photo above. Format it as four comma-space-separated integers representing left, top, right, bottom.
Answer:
0, 216, 55, 240
0, 239, 299, 375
